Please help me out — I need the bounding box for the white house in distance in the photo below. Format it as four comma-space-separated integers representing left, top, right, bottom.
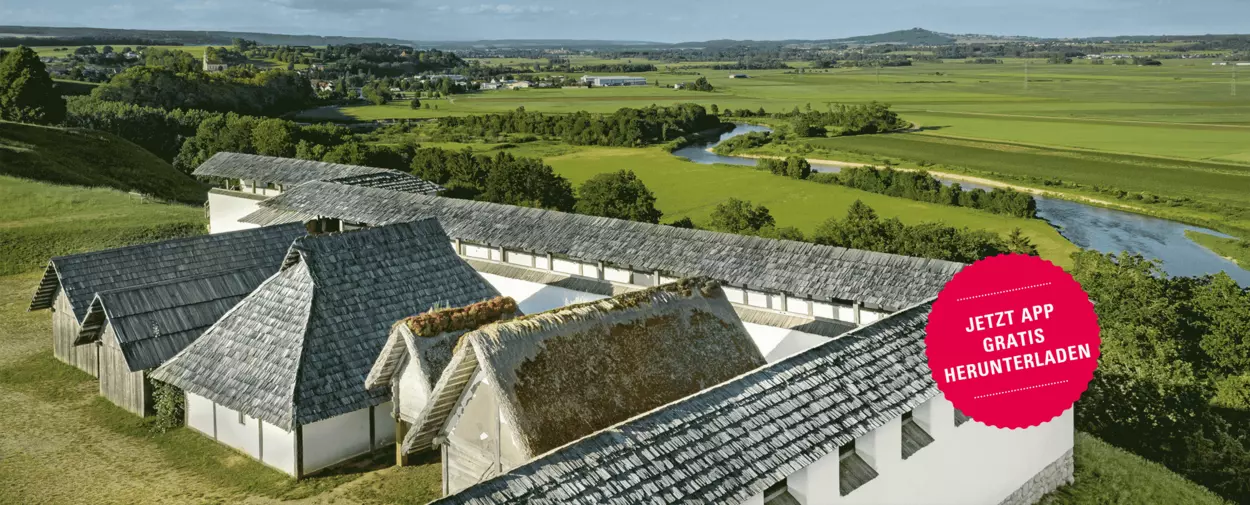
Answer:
429, 301, 1075, 505
150, 219, 500, 477
191, 152, 443, 234
580, 75, 648, 86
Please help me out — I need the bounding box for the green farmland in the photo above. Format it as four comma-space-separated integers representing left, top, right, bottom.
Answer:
305, 59, 1250, 159
536, 146, 1079, 265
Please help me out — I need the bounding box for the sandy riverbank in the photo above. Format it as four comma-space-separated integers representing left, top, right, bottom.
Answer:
720, 151, 1142, 212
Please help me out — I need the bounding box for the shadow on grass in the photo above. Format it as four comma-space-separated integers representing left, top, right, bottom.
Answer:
348, 451, 443, 505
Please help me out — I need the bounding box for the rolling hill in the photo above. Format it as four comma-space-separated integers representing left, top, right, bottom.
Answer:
0, 121, 207, 204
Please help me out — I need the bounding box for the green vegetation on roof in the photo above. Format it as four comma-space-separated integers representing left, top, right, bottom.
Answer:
402, 296, 519, 338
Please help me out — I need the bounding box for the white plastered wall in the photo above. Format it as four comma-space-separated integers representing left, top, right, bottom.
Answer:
786, 394, 1074, 505
301, 406, 373, 474
185, 392, 387, 477
207, 191, 264, 234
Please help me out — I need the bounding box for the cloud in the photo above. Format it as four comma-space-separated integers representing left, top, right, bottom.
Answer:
452, 3, 556, 16
266, 0, 406, 13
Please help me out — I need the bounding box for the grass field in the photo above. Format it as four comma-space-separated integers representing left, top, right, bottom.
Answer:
1039, 433, 1229, 505
303, 59, 1250, 161
776, 133, 1250, 237
29, 44, 210, 59
535, 146, 1079, 265
0, 121, 207, 204
1186, 231, 1250, 267
0, 176, 206, 275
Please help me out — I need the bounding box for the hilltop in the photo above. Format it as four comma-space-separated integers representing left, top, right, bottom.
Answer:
828, 28, 957, 45
0, 121, 207, 204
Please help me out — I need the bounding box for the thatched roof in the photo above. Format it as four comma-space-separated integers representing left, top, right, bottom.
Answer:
193, 152, 442, 194
74, 267, 275, 372
246, 181, 963, 312
365, 297, 520, 400
429, 300, 938, 505
28, 223, 307, 320
404, 278, 766, 457
150, 219, 500, 429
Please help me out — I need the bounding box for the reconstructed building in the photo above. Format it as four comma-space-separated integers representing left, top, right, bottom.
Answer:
240, 180, 962, 352
150, 219, 500, 477
27, 224, 306, 414
364, 296, 522, 447
396, 278, 767, 494
192, 152, 443, 233
428, 301, 1075, 505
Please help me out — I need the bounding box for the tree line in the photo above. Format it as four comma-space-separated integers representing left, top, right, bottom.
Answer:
694, 198, 1037, 262
715, 132, 1037, 219
1072, 251, 1250, 503
435, 103, 723, 147
818, 165, 1037, 218
91, 64, 315, 116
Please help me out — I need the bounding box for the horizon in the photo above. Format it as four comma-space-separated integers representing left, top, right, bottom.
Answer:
4, 0, 1250, 43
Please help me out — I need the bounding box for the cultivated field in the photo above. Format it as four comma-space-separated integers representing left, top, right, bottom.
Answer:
309, 59, 1250, 163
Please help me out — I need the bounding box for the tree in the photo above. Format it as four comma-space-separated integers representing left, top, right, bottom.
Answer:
251, 118, 298, 157
784, 156, 811, 179
710, 104, 719, 115
0, 46, 67, 125
691, 76, 714, 92
709, 198, 775, 234
1005, 228, 1039, 256
574, 170, 663, 224
480, 153, 575, 211
362, 82, 392, 105
410, 97, 421, 109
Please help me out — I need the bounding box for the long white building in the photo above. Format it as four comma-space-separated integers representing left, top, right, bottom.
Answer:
580, 75, 648, 86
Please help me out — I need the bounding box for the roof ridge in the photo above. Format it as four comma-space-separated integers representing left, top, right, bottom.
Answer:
49, 222, 303, 263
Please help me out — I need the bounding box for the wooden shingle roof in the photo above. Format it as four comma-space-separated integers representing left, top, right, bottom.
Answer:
429, 300, 937, 505
28, 223, 307, 320
74, 267, 276, 372
404, 279, 766, 457
193, 152, 442, 194
249, 182, 963, 312
150, 219, 500, 429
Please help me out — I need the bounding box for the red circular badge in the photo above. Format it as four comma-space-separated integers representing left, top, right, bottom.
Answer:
925, 254, 1100, 429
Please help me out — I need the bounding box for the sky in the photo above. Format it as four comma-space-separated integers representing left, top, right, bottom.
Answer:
3, 0, 1250, 43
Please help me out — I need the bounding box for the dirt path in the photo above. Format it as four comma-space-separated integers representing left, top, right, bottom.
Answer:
722, 151, 1144, 211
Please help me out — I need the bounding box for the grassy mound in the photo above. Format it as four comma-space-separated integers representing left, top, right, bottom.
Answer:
1043, 432, 1230, 505
0, 176, 206, 275
0, 121, 207, 204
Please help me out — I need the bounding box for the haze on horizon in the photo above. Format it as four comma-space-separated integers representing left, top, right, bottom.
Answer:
2, 0, 1248, 43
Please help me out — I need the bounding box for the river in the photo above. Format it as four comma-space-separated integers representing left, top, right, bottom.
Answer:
672, 124, 1250, 285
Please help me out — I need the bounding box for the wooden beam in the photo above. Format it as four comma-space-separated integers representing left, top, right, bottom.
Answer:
294, 425, 304, 479
395, 419, 410, 467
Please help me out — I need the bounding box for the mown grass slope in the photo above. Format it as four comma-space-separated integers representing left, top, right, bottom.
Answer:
0, 121, 207, 204
0, 176, 206, 275
1040, 432, 1230, 505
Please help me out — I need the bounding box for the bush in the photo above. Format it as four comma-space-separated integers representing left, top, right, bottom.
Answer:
150, 381, 185, 433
